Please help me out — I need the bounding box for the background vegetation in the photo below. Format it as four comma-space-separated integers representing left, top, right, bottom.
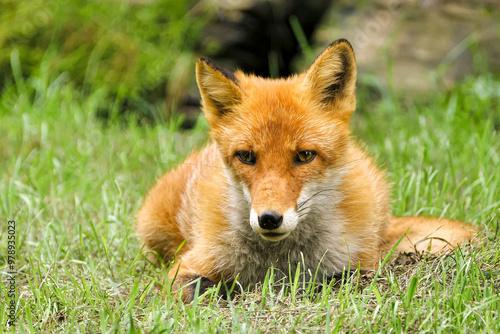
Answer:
0, 0, 499, 332
0, 0, 210, 119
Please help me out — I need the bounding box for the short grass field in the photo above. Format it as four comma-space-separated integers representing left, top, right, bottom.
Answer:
1, 57, 500, 332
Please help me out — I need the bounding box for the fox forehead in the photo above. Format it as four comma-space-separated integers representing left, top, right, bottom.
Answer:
212, 73, 349, 157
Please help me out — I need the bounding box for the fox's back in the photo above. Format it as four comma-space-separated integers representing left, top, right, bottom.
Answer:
136, 143, 225, 262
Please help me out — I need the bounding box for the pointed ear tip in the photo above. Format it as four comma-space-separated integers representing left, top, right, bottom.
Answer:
196, 57, 216, 78
197, 57, 212, 68
328, 38, 354, 52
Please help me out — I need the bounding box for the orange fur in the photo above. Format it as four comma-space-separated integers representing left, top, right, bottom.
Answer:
136, 39, 476, 302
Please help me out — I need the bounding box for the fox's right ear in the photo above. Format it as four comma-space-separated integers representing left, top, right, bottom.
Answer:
196, 58, 242, 124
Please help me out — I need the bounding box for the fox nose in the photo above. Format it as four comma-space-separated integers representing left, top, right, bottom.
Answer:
258, 211, 283, 230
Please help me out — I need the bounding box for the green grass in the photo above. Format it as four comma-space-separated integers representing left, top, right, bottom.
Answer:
0, 65, 499, 332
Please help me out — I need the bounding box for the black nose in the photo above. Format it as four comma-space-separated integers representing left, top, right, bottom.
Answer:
258, 211, 283, 230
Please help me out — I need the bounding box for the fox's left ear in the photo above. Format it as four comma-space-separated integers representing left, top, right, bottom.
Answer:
303, 39, 357, 117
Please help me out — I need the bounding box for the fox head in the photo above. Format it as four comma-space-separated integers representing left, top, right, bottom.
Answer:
196, 39, 357, 242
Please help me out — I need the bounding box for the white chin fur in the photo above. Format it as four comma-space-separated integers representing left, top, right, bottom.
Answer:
250, 208, 298, 241
259, 231, 291, 242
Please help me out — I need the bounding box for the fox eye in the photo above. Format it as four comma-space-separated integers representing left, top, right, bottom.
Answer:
236, 151, 257, 165
295, 151, 316, 164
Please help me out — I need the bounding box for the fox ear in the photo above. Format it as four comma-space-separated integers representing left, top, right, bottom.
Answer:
196, 58, 241, 123
304, 39, 357, 116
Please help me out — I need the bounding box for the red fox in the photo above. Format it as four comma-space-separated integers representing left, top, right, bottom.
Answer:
136, 39, 476, 302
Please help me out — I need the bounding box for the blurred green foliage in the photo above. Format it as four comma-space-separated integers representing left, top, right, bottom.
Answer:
0, 0, 210, 117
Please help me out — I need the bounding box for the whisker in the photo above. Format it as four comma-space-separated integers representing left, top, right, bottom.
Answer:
297, 188, 336, 210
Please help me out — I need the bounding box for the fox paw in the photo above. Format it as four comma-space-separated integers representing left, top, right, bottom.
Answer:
182, 276, 217, 303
